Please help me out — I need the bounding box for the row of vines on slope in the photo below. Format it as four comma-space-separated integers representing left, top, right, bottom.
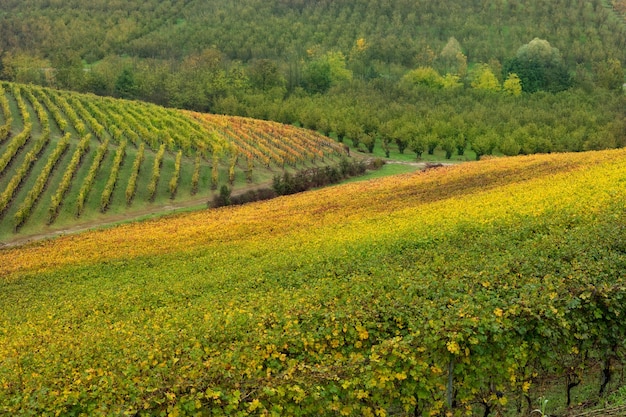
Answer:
0, 82, 352, 233
190, 112, 346, 169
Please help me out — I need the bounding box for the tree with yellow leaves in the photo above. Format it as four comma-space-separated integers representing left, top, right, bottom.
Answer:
470, 64, 501, 92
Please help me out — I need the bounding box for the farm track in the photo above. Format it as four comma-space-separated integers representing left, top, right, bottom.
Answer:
0, 180, 273, 249
0, 159, 449, 249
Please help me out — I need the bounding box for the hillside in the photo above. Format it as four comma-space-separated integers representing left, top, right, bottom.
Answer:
0, 0, 624, 113
0, 82, 345, 243
1, 0, 625, 68
1, 149, 625, 415
1, 1, 624, 162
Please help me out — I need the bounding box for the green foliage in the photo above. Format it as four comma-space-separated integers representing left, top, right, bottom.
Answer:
441, 73, 463, 89
471, 64, 501, 91
0, 123, 32, 177
0, 121, 49, 216
211, 153, 220, 190
100, 139, 127, 212
76, 138, 109, 217
114, 67, 138, 99
503, 73, 523, 96
169, 150, 183, 198
14, 133, 70, 230
302, 59, 333, 94
505, 38, 572, 93
594, 58, 625, 91
248, 59, 286, 92
272, 158, 368, 196
33, 87, 68, 132
125, 142, 145, 206
472, 131, 497, 160
191, 154, 201, 195
402, 66, 445, 89
0, 0, 623, 121
212, 184, 232, 207
48, 134, 92, 224
147, 143, 165, 201
438, 37, 467, 76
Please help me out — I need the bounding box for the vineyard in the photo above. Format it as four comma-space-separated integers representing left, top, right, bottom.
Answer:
0, 82, 345, 242
1, 148, 625, 416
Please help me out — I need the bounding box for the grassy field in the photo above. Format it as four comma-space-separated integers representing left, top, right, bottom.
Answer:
1, 149, 625, 416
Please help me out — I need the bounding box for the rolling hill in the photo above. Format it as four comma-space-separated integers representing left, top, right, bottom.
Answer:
0, 82, 345, 243
0, 0, 625, 415
1, 148, 625, 415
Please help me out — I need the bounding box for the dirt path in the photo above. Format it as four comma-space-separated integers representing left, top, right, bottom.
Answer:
0, 181, 273, 250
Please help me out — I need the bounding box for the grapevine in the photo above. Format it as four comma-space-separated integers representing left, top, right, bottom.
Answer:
147, 143, 166, 201
0, 83, 13, 142
125, 142, 145, 206
32, 86, 68, 133
169, 150, 183, 199
14, 133, 70, 230
0, 123, 51, 217
100, 139, 127, 213
190, 154, 202, 195
75, 138, 110, 217
47, 134, 92, 224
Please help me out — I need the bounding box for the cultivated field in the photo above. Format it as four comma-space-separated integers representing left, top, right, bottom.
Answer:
0, 82, 344, 242
1, 149, 625, 415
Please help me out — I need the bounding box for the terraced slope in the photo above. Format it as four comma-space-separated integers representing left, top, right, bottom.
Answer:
0, 82, 345, 241
1, 149, 625, 416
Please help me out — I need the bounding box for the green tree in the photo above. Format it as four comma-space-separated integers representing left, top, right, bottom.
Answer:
302, 59, 332, 94
1, 52, 50, 85
115, 67, 138, 99
505, 38, 571, 93
503, 73, 522, 96
52, 50, 85, 90
441, 136, 457, 159
472, 131, 497, 160
471, 64, 500, 92
438, 37, 466, 76
442, 73, 463, 89
409, 136, 425, 159
498, 136, 521, 156
401, 66, 445, 89
426, 133, 439, 155
391, 121, 411, 154
325, 51, 353, 85
249, 59, 286, 92
594, 59, 625, 92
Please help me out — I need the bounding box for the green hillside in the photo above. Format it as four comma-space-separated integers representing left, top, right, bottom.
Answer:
1, 0, 625, 68
0, 1, 624, 103
0, 82, 346, 243
1, 1, 624, 158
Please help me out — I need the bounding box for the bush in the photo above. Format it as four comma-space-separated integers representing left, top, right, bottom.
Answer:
212, 184, 232, 207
